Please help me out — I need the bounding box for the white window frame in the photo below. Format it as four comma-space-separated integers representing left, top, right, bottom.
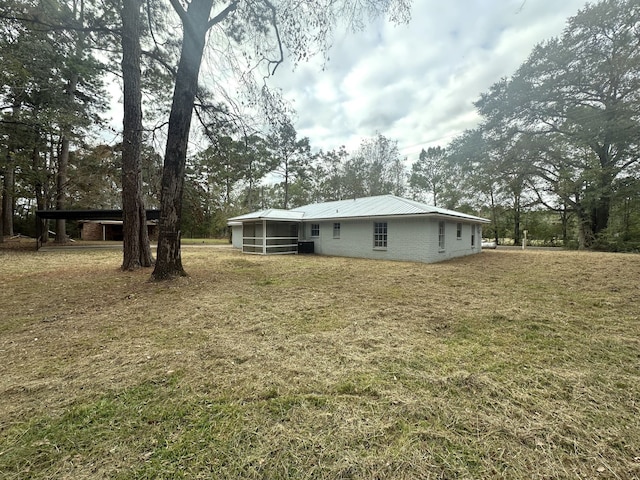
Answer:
456, 222, 462, 240
333, 222, 340, 239
310, 223, 320, 237
373, 222, 387, 249
438, 221, 446, 251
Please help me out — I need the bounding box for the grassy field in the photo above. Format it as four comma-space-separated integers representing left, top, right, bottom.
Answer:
1, 245, 639, 479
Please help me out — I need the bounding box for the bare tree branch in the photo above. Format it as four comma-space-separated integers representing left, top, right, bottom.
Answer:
208, 1, 239, 29
167, 0, 188, 24
262, 0, 284, 77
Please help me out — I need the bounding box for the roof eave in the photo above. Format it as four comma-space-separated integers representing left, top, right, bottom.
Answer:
301, 212, 490, 223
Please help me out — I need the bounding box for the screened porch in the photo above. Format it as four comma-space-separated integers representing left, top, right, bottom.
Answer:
242, 220, 300, 254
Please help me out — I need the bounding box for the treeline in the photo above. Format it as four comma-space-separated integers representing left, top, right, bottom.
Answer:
1, 0, 639, 252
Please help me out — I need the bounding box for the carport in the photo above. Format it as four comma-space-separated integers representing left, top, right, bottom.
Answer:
35, 209, 160, 250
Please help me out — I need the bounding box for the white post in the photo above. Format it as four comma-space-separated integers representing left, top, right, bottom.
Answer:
522, 229, 528, 250
262, 220, 267, 255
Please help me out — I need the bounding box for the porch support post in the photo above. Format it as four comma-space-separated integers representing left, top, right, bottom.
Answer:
262, 219, 267, 255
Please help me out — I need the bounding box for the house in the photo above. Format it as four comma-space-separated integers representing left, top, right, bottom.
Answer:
227, 195, 490, 263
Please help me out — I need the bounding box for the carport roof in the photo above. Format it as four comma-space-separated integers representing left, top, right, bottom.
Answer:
36, 209, 160, 220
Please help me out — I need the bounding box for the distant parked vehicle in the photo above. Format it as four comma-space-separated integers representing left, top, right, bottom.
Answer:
481, 240, 497, 249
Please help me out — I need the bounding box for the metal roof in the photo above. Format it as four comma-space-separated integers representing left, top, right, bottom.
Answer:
228, 195, 490, 224
35, 209, 161, 220
227, 208, 305, 222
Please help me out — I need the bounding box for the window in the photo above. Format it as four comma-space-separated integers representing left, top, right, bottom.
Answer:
311, 224, 320, 237
438, 221, 445, 251
471, 225, 475, 247
456, 222, 462, 240
333, 222, 341, 238
374, 222, 387, 248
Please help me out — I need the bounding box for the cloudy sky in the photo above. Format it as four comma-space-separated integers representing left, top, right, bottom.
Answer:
266, 0, 589, 162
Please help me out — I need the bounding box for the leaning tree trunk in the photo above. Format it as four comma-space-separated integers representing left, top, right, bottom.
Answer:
152, 0, 215, 280
121, 0, 154, 270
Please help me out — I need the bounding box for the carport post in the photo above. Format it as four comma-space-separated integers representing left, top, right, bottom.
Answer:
36, 213, 41, 250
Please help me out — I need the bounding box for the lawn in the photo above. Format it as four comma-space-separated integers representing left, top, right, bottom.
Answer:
1, 246, 639, 479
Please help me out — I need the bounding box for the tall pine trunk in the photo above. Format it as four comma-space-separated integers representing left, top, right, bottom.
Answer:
55, 135, 69, 243
1, 161, 14, 238
32, 141, 48, 244
152, 0, 215, 280
2, 102, 21, 240
121, 0, 154, 270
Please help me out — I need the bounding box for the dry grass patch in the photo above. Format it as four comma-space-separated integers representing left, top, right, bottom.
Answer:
1, 247, 639, 479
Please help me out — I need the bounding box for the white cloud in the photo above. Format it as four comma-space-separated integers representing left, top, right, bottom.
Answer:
268, 0, 588, 161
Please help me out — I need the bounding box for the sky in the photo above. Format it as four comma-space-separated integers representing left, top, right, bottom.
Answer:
266, 0, 590, 162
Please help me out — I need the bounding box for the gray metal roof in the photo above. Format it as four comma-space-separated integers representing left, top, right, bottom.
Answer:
227, 208, 305, 222
228, 195, 490, 224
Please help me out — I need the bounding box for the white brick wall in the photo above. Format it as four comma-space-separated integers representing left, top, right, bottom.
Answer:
231, 225, 243, 249
307, 217, 483, 263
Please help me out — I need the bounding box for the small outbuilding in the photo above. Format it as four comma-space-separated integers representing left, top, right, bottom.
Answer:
79, 219, 158, 241
228, 194, 490, 263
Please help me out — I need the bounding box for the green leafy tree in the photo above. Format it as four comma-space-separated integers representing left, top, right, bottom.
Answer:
267, 120, 311, 209
67, 144, 121, 208
342, 133, 406, 199
0, 0, 106, 242
238, 134, 273, 211
446, 129, 505, 243
316, 146, 348, 201
410, 146, 450, 206
476, 0, 640, 247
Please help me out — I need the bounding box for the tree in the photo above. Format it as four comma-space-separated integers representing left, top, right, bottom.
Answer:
341, 133, 406, 199
316, 146, 348, 201
152, 0, 412, 279
0, 11, 54, 239
186, 135, 247, 236
267, 120, 311, 209
67, 145, 121, 208
239, 134, 273, 211
410, 146, 448, 206
476, 0, 640, 247
55, 0, 92, 243
446, 129, 504, 243
151, 0, 238, 279
0, 0, 105, 242
121, 0, 154, 270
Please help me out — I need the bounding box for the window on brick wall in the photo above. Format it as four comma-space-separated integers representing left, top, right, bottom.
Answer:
438, 221, 445, 251
333, 222, 340, 238
456, 222, 462, 239
374, 222, 387, 248
311, 224, 320, 237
